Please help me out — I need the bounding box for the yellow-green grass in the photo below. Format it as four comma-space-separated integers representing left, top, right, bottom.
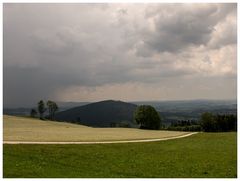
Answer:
3, 132, 237, 178
4, 115, 189, 142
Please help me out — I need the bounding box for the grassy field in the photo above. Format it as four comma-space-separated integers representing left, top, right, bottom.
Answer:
3, 132, 237, 178
4, 115, 189, 141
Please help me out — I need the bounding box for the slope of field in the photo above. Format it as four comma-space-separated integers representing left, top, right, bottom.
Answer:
54, 100, 138, 127
4, 115, 189, 142
3, 132, 236, 178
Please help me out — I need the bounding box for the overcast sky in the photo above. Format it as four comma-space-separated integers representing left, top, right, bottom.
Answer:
3, 3, 237, 107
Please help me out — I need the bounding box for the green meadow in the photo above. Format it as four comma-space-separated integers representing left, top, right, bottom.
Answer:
3, 132, 237, 178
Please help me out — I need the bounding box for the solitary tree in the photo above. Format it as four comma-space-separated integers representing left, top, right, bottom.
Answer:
134, 105, 161, 130
38, 100, 46, 120
30, 108, 37, 118
47, 100, 59, 120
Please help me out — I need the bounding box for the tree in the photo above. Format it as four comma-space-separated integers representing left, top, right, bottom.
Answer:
134, 105, 161, 130
30, 108, 37, 118
47, 100, 53, 120
200, 112, 216, 132
227, 114, 237, 131
38, 100, 46, 120
47, 100, 59, 120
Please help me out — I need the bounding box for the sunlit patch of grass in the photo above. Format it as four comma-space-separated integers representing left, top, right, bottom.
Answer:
4, 115, 189, 142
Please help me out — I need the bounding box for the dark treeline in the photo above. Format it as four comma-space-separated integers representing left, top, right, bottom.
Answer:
168, 120, 201, 131
167, 112, 237, 132
171, 120, 199, 127
200, 112, 237, 132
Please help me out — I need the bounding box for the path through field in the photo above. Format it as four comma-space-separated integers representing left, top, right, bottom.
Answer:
4, 115, 198, 143
4, 132, 198, 144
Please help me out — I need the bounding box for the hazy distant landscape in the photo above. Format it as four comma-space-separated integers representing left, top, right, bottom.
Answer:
4, 99, 237, 127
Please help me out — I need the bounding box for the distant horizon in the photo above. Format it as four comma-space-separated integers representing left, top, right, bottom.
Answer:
4, 98, 237, 109
58, 98, 237, 103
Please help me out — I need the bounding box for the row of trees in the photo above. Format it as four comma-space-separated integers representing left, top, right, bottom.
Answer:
167, 113, 237, 132
171, 120, 199, 127
200, 112, 237, 132
30, 100, 59, 120
167, 125, 202, 131
168, 120, 202, 131
133, 105, 237, 132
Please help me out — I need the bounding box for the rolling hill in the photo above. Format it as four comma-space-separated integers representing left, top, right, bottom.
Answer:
55, 100, 138, 127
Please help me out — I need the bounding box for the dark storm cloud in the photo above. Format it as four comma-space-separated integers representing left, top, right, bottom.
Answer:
3, 66, 84, 107
3, 3, 237, 106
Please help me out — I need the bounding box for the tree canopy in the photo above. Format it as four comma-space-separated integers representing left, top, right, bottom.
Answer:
47, 100, 59, 120
134, 105, 161, 130
38, 100, 46, 120
200, 112, 237, 132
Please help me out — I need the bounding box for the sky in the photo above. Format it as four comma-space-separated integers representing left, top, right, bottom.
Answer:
3, 3, 237, 107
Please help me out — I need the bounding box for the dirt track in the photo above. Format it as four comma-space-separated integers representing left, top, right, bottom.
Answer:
3, 132, 198, 144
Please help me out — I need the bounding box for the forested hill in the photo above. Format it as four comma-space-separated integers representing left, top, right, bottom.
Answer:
54, 100, 138, 127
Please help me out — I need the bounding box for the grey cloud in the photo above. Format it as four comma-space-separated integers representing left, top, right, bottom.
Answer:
135, 3, 236, 56
30, 28, 78, 56
3, 3, 237, 106
3, 66, 83, 107
202, 56, 212, 65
